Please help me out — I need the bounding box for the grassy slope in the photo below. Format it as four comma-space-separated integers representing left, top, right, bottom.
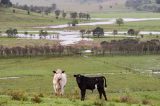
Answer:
1, 7, 160, 32
91, 12, 160, 18
11, 0, 127, 12
0, 55, 160, 105
0, 7, 70, 31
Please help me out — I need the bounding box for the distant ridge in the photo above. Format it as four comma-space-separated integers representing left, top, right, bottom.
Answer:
10, 0, 127, 12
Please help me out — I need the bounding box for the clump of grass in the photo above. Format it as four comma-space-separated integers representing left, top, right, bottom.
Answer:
93, 100, 105, 106
67, 87, 80, 100
120, 96, 129, 103
38, 93, 44, 97
120, 95, 139, 104
31, 95, 42, 103
9, 90, 28, 101
142, 99, 151, 105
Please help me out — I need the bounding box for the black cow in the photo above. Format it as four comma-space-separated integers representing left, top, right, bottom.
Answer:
74, 74, 107, 101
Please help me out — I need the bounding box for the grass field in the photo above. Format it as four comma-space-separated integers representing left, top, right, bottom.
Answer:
0, 7, 71, 31
0, 55, 160, 105
0, 7, 92, 32
91, 12, 160, 18
91, 35, 160, 43
0, 37, 58, 47
1, 6, 160, 106
1, 7, 160, 32
64, 20, 160, 31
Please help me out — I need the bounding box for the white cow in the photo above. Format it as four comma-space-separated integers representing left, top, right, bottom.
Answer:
53, 69, 67, 95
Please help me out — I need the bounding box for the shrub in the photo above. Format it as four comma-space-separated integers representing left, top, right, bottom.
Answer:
31, 95, 42, 103
120, 96, 129, 103
9, 90, 28, 101
142, 99, 151, 105
120, 95, 139, 104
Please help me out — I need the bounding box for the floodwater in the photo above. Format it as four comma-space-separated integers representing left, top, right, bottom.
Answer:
35, 18, 160, 29
2, 18, 160, 45
2, 30, 160, 45
15, 31, 93, 45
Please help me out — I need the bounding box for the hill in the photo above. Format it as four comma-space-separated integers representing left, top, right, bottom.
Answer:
10, 0, 127, 12
0, 7, 70, 31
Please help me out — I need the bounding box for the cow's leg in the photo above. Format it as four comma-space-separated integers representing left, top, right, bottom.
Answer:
97, 88, 102, 99
60, 87, 64, 95
102, 88, 107, 101
53, 85, 57, 95
81, 89, 86, 101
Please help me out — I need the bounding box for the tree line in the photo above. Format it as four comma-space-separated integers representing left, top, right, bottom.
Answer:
0, 0, 12, 7
12, 3, 57, 15
125, 0, 160, 12
0, 39, 160, 57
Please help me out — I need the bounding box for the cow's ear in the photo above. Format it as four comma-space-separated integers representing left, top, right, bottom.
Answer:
62, 70, 65, 73
74, 75, 77, 77
53, 71, 56, 73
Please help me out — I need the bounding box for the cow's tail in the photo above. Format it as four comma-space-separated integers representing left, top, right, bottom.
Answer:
103, 76, 107, 88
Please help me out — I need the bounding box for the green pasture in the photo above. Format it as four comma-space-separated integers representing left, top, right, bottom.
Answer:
0, 7, 91, 31
1, 7, 160, 32
0, 55, 160, 105
0, 8, 65, 31
91, 35, 160, 43
91, 12, 160, 18
0, 95, 153, 106
0, 37, 58, 47
64, 20, 160, 31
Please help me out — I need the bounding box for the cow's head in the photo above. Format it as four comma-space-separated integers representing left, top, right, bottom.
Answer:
53, 69, 65, 81
74, 74, 83, 84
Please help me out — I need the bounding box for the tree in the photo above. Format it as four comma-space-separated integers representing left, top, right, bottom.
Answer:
43, 31, 48, 39
0, 0, 12, 7
116, 18, 124, 26
24, 31, 28, 37
80, 29, 85, 38
128, 29, 135, 36
13, 9, 15, 13
113, 30, 118, 35
156, 0, 160, 4
86, 13, 90, 20
62, 12, 67, 19
55, 10, 60, 19
100, 41, 108, 55
51, 3, 57, 10
39, 30, 48, 39
0, 31, 2, 36
113, 30, 118, 40
125, 0, 152, 9
71, 19, 78, 26
92, 27, 104, 38
27, 10, 30, 15
5, 28, 18, 37
70, 12, 78, 19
